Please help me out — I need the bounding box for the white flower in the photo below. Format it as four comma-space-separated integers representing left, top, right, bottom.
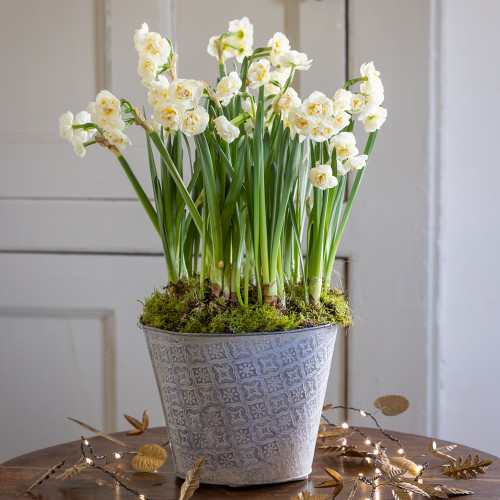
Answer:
226, 17, 254, 63
287, 108, 315, 137
336, 159, 349, 176
309, 118, 337, 142
180, 106, 209, 136
273, 87, 301, 116
360, 61, 384, 106
71, 136, 86, 158
267, 32, 290, 66
59, 111, 74, 141
104, 129, 132, 150
344, 154, 368, 171
137, 31, 171, 64
350, 93, 366, 114
87, 90, 123, 131
247, 59, 271, 89
360, 61, 380, 82
331, 111, 351, 132
215, 72, 242, 106
72, 111, 94, 143
265, 69, 288, 97
302, 91, 333, 119
153, 102, 183, 130
329, 132, 358, 160
134, 23, 149, 52
279, 50, 312, 71
207, 35, 237, 62
148, 75, 170, 106
137, 55, 158, 83
241, 97, 254, 116
214, 115, 240, 144
358, 102, 387, 132
308, 163, 338, 190
167, 79, 204, 109
332, 88, 353, 116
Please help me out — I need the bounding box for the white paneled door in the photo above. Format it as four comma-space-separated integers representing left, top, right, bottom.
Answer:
0, 0, 436, 463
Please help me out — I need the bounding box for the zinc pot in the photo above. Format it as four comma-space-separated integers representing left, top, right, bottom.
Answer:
142, 323, 337, 486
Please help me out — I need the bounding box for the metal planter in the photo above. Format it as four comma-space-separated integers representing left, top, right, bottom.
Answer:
142, 323, 337, 486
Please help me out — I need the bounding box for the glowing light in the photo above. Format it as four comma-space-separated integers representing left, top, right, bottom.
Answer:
341, 422, 349, 429
416, 465, 423, 472
85, 458, 93, 465
114, 452, 121, 459
397, 448, 404, 454
360, 410, 367, 417
84, 440, 89, 445
375, 468, 381, 474
358, 472, 363, 477
365, 439, 371, 445
139, 496, 146, 500
373, 447, 379, 455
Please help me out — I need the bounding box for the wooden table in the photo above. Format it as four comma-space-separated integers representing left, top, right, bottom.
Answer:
1, 427, 499, 499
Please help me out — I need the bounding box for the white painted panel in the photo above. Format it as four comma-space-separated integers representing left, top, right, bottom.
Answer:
0, 316, 103, 462
439, 0, 500, 456
345, 0, 433, 435
0, 199, 162, 253
0, 1, 96, 141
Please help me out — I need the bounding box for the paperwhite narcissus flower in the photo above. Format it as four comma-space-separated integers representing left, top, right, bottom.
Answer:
287, 108, 314, 137
138, 31, 171, 63
329, 132, 358, 160
148, 75, 170, 106
138, 56, 158, 84
134, 23, 149, 52
332, 88, 353, 116
215, 72, 242, 106
247, 59, 271, 89
214, 116, 240, 143
267, 32, 291, 66
308, 163, 338, 190
181, 106, 209, 136
302, 91, 333, 119
59, 111, 74, 141
153, 102, 183, 130
72, 111, 94, 143
167, 79, 204, 109
358, 102, 387, 132
279, 50, 312, 71
71, 136, 86, 158
87, 90, 123, 132
309, 119, 338, 142
265, 69, 288, 97
360, 61, 384, 106
331, 111, 351, 132
350, 93, 366, 114
226, 17, 254, 63
104, 129, 132, 150
207, 35, 237, 62
344, 154, 368, 171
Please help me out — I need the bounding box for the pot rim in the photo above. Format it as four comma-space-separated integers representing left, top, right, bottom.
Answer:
139, 322, 337, 338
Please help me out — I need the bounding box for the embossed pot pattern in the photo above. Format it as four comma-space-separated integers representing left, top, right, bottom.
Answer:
142, 324, 337, 485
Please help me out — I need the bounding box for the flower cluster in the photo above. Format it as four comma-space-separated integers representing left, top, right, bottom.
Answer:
58, 17, 387, 306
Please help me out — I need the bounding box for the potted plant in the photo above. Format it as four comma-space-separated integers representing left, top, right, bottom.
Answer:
59, 17, 386, 486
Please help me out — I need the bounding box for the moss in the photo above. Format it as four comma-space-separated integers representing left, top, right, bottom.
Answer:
140, 277, 353, 334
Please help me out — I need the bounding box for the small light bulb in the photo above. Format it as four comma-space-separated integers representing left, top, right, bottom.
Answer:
360, 410, 367, 417
341, 422, 349, 429
375, 468, 381, 474
114, 452, 121, 459
358, 472, 363, 477
139, 496, 145, 500
85, 458, 93, 465
365, 457, 371, 464
365, 439, 371, 445
373, 447, 379, 455
84, 440, 89, 446
397, 448, 404, 454
416, 465, 423, 472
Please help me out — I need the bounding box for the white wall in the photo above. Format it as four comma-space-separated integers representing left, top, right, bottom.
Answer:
438, 0, 500, 455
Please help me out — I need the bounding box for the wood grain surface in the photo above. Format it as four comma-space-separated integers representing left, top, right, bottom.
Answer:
1, 427, 498, 499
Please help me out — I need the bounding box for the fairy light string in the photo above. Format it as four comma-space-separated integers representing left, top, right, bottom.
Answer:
80, 437, 153, 500
321, 404, 407, 457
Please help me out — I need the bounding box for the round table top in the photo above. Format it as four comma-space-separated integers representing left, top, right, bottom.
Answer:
1, 426, 498, 499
